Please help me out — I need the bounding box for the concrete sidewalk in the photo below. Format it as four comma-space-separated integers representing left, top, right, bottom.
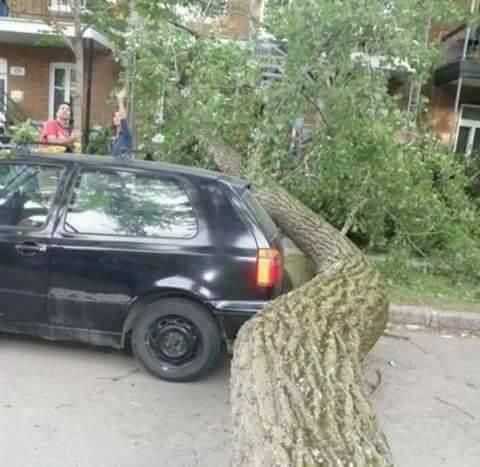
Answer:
390, 303, 480, 333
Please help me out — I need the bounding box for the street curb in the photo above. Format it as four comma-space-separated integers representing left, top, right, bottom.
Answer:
389, 304, 480, 333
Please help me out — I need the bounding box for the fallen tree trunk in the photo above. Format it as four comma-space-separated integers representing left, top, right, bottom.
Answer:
196, 133, 393, 466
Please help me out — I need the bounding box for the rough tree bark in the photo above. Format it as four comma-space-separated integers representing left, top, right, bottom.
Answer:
72, 0, 85, 139
196, 132, 393, 467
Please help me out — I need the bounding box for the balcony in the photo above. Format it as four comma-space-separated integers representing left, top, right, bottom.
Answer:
7, 0, 85, 19
434, 24, 480, 87
0, 0, 110, 51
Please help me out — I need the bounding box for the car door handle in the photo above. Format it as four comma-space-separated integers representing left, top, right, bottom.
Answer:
15, 242, 48, 256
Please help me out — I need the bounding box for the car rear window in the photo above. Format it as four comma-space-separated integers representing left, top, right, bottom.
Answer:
65, 169, 198, 239
242, 189, 278, 240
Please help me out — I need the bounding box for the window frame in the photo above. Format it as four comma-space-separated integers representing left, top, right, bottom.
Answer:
48, 62, 75, 120
0, 161, 66, 232
48, 0, 86, 13
454, 104, 480, 157
62, 167, 200, 241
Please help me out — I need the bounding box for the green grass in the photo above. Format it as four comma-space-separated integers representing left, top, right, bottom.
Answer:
380, 267, 480, 313
369, 254, 480, 312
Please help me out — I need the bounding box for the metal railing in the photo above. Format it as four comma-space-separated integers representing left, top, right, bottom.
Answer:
441, 24, 480, 64
8, 0, 78, 18
255, 39, 287, 86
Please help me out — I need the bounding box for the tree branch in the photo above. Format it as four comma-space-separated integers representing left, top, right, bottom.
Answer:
383, 208, 427, 258
195, 127, 244, 177
80, 1, 121, 35
469, 170, 480, 182
167, 19, 200, 39
73, 0, 82, 39
300, 88, 331, 133
341, 198, 369, 235
47, 16, 75, 52
223, 3, 274, 34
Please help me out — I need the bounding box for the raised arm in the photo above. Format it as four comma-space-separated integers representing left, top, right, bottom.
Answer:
116, 88, 128, 119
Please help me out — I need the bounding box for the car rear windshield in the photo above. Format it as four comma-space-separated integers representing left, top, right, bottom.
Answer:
242, 189, 278, 240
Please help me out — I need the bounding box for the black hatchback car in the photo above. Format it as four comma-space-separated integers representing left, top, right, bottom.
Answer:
0, 152, 283, 381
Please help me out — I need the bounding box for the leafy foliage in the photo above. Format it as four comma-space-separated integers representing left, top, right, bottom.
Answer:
85, 127, 111, 155
117, 0, 480, 280
10, 120, 39, 145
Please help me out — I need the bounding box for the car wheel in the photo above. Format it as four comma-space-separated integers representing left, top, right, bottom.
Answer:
132, 298, 222, 382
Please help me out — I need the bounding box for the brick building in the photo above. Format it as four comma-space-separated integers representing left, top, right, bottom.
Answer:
0, 0, 262, 137
214, 0, 480, 156
427, 0, 480, 155
4, 0, 476, 156
0, 0, 118, 135
230, 0, 480, 157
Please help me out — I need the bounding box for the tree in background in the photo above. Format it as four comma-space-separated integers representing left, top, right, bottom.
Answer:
121, 0, 479, 279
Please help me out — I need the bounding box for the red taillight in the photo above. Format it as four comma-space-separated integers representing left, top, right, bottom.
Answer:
256, 248, 281, 287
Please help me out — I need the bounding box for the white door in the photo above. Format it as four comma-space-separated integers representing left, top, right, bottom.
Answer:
0, 58, 7, 133
49, 63, 75, 119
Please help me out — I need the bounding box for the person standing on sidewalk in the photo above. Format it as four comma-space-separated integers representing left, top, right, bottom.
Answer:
40, 102, 80, 152
110, 88, 133, 157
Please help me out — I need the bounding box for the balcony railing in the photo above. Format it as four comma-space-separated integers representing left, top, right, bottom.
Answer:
441, 24, 480, 63
434, 24, 480, 85
8, 0, 83, 18
255, 39, 287, 86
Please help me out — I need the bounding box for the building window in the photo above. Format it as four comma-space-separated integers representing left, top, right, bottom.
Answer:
48, 1, 86, 13
49, 63, 75, 119
455, 105, 480, 157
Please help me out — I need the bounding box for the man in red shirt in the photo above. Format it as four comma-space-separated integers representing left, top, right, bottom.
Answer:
40, 102, 80, 150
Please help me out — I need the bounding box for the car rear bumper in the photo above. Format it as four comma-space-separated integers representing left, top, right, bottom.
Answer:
209, 300, 267, 339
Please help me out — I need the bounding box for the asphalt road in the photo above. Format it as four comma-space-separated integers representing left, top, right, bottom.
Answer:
370, 326, 480, 467
0, 327, 478, 467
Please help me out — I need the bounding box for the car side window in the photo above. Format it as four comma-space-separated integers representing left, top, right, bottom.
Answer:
0, 163, 64, 229
65, 169, 198, 239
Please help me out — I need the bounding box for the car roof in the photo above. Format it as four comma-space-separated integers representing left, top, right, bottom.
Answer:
0, 150, 249, 192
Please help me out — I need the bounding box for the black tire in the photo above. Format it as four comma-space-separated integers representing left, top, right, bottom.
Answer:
131, 298, 222, 382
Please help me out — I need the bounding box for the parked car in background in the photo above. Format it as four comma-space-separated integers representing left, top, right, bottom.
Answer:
0, 152, 283, 381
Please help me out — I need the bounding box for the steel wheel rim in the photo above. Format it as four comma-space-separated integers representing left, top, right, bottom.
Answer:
145, 316, 201, 367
